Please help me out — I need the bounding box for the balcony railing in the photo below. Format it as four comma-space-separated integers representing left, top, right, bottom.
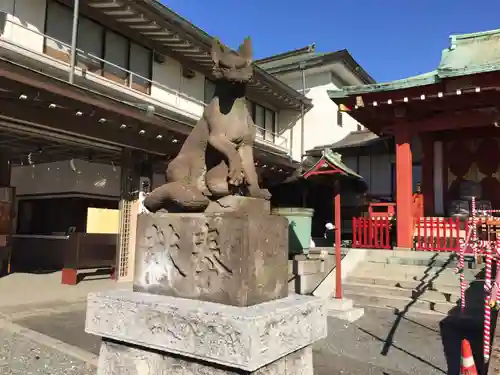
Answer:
0, 19, 289, 151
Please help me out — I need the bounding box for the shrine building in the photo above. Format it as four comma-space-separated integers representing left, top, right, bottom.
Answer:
328, 29, 500, 249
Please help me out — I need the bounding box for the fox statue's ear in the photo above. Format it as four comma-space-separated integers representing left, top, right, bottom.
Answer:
238, 37, 253, 61
211, 38, 225, 64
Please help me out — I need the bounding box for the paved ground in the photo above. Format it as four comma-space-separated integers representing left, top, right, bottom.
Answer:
0, 271, 123, 310
0, 273, 489, 374
0, 322, 96, 375
7, 302, 484, 374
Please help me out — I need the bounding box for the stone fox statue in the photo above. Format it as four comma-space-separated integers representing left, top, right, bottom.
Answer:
143, 37, 271, 213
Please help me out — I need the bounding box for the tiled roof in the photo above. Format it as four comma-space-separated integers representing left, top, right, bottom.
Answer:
304, 148, 362, 179
306, 130, 387, 155
328, 28, 500, 99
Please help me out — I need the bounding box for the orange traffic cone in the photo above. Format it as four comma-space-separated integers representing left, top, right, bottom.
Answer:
460, 339, 478, 375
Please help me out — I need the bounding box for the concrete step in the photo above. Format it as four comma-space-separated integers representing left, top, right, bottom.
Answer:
351, 262, 477, 283
344, 290, 457, 315
364, 250, 459, 268
343, 282, 461, 304
358, 303, 451, 319
346, 275, 462, 292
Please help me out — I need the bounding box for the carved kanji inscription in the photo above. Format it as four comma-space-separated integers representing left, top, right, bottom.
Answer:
192, 222, 232, 292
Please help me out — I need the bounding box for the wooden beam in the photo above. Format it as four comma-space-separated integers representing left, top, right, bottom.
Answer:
0, 100, 176, 156
408, 109, 499, 133
0, 61, 169, 127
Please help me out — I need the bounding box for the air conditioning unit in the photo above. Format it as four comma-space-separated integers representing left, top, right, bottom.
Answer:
182, 67, 195, 79
153, 51, 166, 64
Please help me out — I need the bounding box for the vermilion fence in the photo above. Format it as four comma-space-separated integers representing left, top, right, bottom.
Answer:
414, 217, 466, 252
352, 216, 468, 251
352, 217, 393, 249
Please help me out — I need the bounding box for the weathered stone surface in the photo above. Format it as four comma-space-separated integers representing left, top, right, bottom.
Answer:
133, 211, 288, 306
205, 196, 270, 214
97, 340, 313, 375
85, 290, 327, 371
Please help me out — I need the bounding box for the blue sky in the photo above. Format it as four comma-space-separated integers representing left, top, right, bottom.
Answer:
164, 0, 500, 83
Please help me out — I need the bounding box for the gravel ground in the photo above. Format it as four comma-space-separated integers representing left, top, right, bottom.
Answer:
0, 328, 95, 375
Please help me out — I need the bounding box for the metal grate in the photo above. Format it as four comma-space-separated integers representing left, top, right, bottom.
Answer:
118, 198, 132, 278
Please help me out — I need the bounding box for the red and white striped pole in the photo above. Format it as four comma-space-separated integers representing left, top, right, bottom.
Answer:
489, 236, 500, 309
471, 197, 478, 251
484, 242, 493, 363
457, 234, 469, 312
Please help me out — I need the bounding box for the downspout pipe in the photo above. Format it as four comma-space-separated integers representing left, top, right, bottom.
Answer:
299, 62, 306, 161
69, 0, 80, 84
299, 62, 307, 208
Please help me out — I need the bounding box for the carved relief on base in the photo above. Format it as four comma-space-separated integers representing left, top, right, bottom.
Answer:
97, 340, 313, 375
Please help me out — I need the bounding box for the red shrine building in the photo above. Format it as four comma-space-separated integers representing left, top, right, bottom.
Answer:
328, 29, 500, 249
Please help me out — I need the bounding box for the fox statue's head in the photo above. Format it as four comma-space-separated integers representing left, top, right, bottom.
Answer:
211, 37, 253, 83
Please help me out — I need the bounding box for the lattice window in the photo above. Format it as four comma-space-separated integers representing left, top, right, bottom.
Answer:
118, 199, 132, 278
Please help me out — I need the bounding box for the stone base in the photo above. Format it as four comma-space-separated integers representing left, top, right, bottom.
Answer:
133, 210, 288, 306
85, 290, 327, 372
327, 298, 365, 323
97, 339, 313, 374
205, 196, 271, 214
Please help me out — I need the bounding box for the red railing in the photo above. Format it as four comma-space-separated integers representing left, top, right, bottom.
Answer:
414, 217, 466, 252
352, 217, 393, 249
368, 202, 396, 218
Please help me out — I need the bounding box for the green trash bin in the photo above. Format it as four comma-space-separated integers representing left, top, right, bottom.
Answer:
271, 207, 314, 254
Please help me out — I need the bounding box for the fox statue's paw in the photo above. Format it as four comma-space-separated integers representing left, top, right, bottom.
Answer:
248, 187, 271, 200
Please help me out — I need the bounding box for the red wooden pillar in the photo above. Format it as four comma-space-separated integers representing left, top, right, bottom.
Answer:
334, 191, 342, 299
395, 126, 413, 249
420, 133, 435, 216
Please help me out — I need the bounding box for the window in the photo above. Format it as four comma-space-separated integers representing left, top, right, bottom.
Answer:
44, 0, 73, 62
204, 78, 216, 104
265, 108, 276, 141
77, 17, 104, 73
254, 104, 266, 139
129, 42, 152, 94
103, 30, 129, 83
44, 0, 152, 93
337, 110, 343, 127
247, 101, 277, 141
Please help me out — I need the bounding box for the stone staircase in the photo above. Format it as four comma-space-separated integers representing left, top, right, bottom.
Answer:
342, 251, 483, 318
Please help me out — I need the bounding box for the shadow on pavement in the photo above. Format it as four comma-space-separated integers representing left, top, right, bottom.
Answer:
440, 270, 497, 375
14, 309, 102, 356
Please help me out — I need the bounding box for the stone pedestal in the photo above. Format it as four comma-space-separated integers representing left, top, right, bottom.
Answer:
86, 290, 326, 374
86, 197, 327, 374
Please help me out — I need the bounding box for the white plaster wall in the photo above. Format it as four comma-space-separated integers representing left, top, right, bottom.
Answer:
11, 159, 121, 196
1, 0, 46, 52
276, 70, 361, 161
150, 58, 206, 118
